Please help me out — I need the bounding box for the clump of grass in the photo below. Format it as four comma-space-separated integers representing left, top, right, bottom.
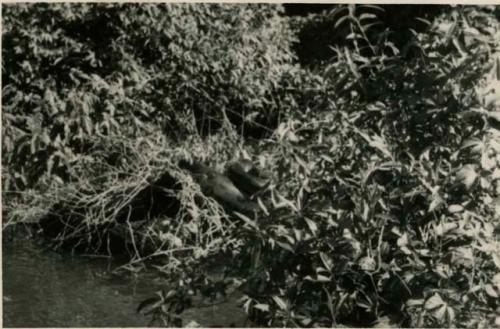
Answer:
5, 129, 248, 279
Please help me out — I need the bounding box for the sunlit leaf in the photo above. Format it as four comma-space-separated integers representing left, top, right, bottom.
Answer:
254, 303, 270, 312
484, 284, 498, 298
429, 192, 444, 212
234, 212, 258, 230
448, 204, 464, 213
276, 241, 294, 253
272, 296, 287, 311
185, 320, 201, 328
304, 217, 318, 236
456, 165, 478, 190
424, 293, 445, 311
319, 252, 333, 271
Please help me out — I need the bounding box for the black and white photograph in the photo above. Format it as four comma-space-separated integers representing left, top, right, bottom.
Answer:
2, 2, 500, 327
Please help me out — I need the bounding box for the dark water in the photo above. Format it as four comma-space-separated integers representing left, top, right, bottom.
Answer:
3, 236, 247, 327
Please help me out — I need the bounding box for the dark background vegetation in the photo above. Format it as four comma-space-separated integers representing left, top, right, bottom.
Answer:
3, 3, 500, 328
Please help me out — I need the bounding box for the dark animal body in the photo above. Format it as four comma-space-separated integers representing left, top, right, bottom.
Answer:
178, 159, 264, 214
226, 160, 269, 197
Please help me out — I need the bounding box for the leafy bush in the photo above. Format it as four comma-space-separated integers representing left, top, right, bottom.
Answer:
223, 6, 500, 327
143, 5, 500, 327
2, 2, 301, 282
2, 3, 294, 193
3, 3, 500, 328
290, 4, 445, 67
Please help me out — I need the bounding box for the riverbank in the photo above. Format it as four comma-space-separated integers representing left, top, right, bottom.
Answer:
3, 231, 247, 327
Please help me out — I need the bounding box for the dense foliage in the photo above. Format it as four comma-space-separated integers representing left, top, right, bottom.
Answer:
2, 3, 293, 192
3, 3, 500, 328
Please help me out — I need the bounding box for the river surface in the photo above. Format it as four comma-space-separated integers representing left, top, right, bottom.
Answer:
3, 234, 247, 327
